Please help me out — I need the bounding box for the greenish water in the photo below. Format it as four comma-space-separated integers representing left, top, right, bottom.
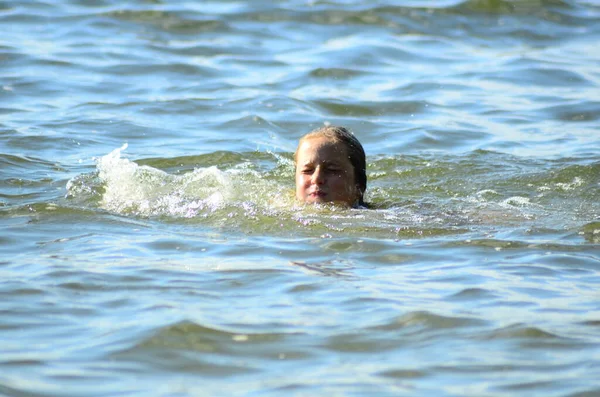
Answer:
1, 0, 599, 396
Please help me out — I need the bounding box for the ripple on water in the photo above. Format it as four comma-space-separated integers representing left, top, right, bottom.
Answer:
111, 320, 312, 375
320, 311, 489, 355
447, 287, 499, 301
372, 311, 488, 332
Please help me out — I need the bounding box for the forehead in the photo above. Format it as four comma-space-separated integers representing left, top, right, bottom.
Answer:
297, 137, 349, 163
298, 137, 348, 157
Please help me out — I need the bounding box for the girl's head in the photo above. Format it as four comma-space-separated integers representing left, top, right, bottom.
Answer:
294, 125, 367, 207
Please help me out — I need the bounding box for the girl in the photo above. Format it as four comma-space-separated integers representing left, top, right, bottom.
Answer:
294, 125, 367, 208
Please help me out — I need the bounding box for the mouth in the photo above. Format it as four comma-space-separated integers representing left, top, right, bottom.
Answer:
309, 191, 327, 199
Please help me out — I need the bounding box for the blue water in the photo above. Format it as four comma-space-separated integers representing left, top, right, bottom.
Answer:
1, 1, 600, 396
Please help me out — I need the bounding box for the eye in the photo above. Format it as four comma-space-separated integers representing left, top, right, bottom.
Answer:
301, 168, 314, 174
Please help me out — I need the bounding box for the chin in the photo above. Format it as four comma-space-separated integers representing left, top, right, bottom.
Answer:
309, 198, 354, 207
298, 195, 327, 204
307, 197, 327, 204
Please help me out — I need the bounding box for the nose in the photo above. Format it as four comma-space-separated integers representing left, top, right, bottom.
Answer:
311, 166, 325, 185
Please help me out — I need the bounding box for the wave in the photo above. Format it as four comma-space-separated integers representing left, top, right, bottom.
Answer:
62, 146, 598, 241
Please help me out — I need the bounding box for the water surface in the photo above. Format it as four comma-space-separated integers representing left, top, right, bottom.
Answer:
1, 0, 599, 396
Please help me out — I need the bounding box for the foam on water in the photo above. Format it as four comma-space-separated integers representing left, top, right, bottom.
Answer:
72, 144, 294, 218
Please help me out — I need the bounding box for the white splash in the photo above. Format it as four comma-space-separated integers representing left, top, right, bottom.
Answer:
555, 177, 584, 191
95, 145, 246, 217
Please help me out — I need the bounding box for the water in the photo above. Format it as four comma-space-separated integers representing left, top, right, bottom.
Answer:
1, 0, 600, 395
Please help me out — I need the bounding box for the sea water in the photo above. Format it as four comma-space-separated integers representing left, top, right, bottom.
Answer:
1, 0, 599, 396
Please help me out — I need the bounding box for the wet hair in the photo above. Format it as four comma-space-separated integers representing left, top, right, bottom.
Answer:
294, 125, 367, 206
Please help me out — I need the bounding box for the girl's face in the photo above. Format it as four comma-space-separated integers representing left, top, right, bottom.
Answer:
295, 136, 359, 206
